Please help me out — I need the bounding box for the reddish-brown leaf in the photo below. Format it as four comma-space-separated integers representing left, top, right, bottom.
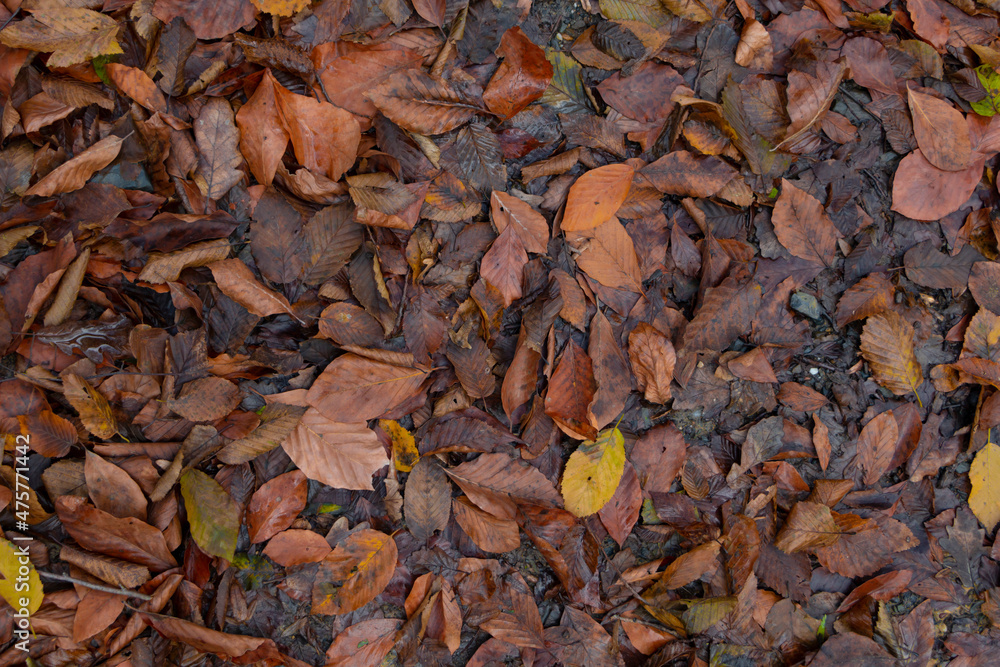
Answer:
452, 496, 520, 553
483, 27, 553, 120
367, 69, 484, 136
772, 179, 840, 267
630, 424, 687, 494
892, 150, 985, 221
969, 261, 1000, 316
597, 462, 642, 546
313, 529, 397, 614
639, 151, 736, 198
588, 310, 632, 429
544, 339, 598, 440
282, 408, 389, 491
85, 451, 147, 521
247, 471, 308, 544
627, 323, 676, 403
325, 619, 403, 667
235, 70, 289, 187
857, 410, 900, 486
56, 496, 177, 572
835, 273, 894, 328
445, 452, 562, 520
480, 225, 527, 307
306, 353, 428, 422
262, 529, 331, 566
908, 86, 971, 172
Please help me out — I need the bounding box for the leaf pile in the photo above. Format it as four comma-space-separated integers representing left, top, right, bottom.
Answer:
0, 0, 1000, 664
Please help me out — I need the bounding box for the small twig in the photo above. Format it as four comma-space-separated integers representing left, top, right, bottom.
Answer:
38, 571, 153, 601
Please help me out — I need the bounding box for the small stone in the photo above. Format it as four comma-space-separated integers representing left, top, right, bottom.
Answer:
790, 292, 823, 319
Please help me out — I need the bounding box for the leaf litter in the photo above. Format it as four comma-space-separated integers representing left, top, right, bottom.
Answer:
0, 0, 998, 664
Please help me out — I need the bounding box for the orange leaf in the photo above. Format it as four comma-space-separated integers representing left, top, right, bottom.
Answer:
561, 164, 634, 231
25, 135, 123, 197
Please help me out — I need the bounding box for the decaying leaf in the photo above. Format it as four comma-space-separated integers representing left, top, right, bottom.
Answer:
860, 311, 923, 397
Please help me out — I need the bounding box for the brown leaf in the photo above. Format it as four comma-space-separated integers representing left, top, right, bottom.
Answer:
411, 0, 444, 25
908, 86, 972, 172
860, 311, 923, 397
813, 416, 831, 472
25, 135, 123, 197
208, 259, 299, 320
544, 340, 598, 440
106, 63, 168, 114
282, 408, 389, 491
727, 347, 778, 383
367, 69, 484, 136
491, 190, 549, 254
19, 410, 77, 457
274, 83, 360, 182
561, 164, 634, 231
835, 273, 894, 328
194, 98, 243, 200
151, 0, 257, 41
567, 217, 643, 293
262, 529, 331, 566
681, 276, 762, 353
483, 27, 553, 120
778, 60, 848, 149
639, 151, 736, 198
774, 500, 842, 553
306, 353, 428, 422
235, 70, 290, 187
588, 310, 632, 429
735, 19, 773, 69
85, 451, 147, 521
404, 458, 451, 542
891, 150, 985, 221
313, 48, 425, 121
247, 471, 307, 544
857, 410, 900, 486
963, 308, 1000, 361
776, 382, 829, 411
656, 540, 721, 590
452, 496, 520, 552
969, 261, 1000, 316
480, 225, 527, 307
137, 611, 285, 665
627, 323, 676, 403
597, 462, 642, 546
325, 619, 403, 667
313, 529, 397, 614
837, 570, 913, 613
445, 452, 562, 520
630, 424, 687, 494
167, 376, 241, 422
56, 496, 177, 572
771, 179, 840, 267
0, 9, 122, 68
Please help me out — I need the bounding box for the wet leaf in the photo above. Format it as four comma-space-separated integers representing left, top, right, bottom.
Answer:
562, 164, 634, 231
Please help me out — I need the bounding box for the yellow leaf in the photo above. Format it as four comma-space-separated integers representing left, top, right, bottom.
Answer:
561, 427, 626, 517
250, 0, 311, 15
63, 374, 117, 439
379, 419, 418, 472
970, 442, 1000, 531
860, 311, 923, 398
0, 9, 123, 69
0, 538, 42, 616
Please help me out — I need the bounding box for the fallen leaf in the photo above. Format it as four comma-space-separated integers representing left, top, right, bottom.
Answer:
247, 471, 308, 544
180, 469, 239, 562
561, 164, 634, 231
0, 9, 122, 68
860, 311, 923, 397
627, 323, 676, 403
771, 179, 840, 267
857, 410, 900, 486
562, 427, 626, 517
25, 135, 123, 197
313, 529, 397, 614
404, 458, 451, 542
970, 442, 1000, 531
283, 408, 389, 491
908, 85, 972, 172
194, 98, 243, 200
